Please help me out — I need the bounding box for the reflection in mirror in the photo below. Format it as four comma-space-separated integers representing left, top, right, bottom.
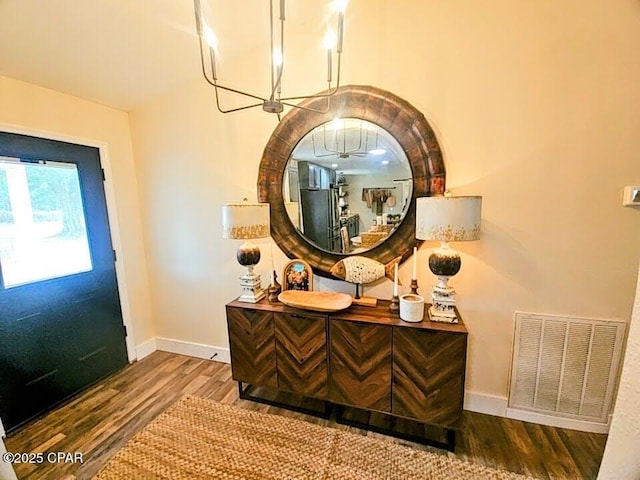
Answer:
283, 118, 413, 255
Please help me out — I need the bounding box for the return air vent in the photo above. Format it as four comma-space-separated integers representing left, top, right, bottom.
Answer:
508, 312, 625, 425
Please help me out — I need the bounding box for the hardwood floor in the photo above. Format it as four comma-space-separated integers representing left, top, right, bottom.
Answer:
3, 351, 607, 479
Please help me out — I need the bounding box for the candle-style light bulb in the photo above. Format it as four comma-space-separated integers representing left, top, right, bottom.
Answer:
334, 0, 347, 54
324, 31, 336, 83
279, 0, 286, 20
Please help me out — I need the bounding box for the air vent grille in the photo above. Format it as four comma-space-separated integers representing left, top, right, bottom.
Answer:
509, 313, 625, 423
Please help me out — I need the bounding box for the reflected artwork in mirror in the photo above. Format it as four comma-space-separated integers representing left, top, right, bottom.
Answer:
258, 85, 446, 278
283, 118, 413, 255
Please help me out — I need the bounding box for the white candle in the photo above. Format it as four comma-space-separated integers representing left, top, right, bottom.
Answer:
393, 262, 399, 297
271, 243, 275, 272
412, 246, 417, 280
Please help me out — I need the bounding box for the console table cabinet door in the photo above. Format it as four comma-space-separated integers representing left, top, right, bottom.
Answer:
274, 312, 328, 398
392, 329, 466, 427
329, 319, 392, 412
226, 307, 277, 388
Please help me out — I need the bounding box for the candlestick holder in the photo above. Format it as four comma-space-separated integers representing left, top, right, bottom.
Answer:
390, 295, 400, 314
410, 279, 419, 295
268, 270, 282, 303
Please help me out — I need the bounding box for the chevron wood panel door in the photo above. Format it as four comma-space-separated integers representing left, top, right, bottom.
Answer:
226, 306, 277, 388
274, 313, 328, 397
329, 319, 392, 412
392, 328, 467, 427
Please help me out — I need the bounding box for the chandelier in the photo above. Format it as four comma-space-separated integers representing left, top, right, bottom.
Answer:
311, 119, 387, 159
193, 0, 347, 118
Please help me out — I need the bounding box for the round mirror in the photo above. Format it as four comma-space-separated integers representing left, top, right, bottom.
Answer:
283, 118, 413, 254
258, 85, 445, 279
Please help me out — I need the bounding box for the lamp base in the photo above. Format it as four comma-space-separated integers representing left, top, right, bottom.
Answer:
239, 269, 266, 303
428, 306, 458, 324
429, 276, 458, 323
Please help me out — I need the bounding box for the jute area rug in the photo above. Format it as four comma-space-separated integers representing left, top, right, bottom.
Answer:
94, 395, 534, 480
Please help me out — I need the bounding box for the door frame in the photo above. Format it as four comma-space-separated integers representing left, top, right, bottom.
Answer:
0, 123, 138, 365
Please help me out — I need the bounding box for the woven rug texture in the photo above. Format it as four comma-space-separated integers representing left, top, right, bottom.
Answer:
94, 395, 534, 480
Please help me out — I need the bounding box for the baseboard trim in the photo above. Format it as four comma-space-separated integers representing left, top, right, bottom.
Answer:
135, 337, 157, 360
464, 391, 508, 417
155, 337, 230, 364
505, 407, 611, 434
464, 391, 610, 433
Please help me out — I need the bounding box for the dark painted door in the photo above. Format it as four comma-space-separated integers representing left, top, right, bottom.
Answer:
0, 132, 128, 433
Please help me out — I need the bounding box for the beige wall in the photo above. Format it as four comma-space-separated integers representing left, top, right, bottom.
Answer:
0, 75, 154, 352
129, 0, 640, 402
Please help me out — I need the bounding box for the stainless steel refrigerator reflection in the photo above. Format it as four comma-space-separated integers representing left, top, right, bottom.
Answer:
300, 188, 340, 251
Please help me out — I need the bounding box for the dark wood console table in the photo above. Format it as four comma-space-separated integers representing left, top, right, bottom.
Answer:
226, 297, 468, 451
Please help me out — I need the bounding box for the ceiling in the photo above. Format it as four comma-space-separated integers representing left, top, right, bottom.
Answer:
0, 0, 328, 111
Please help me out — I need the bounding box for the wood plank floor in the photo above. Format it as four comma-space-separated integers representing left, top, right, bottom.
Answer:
3, 351, 608, 479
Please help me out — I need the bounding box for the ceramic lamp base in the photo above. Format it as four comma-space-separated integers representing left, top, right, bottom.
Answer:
239, 268, 266, 303
428, 306, 458, 323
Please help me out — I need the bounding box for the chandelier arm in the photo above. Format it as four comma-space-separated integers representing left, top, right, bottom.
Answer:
279, 54, 342, 102
198, 44, 267, 103
213, 98, 267, 114
195, 4, 266, 107
323, 123, 336, 153
311, 133, 321, 157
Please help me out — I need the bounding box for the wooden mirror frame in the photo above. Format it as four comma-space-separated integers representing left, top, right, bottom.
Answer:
258, 85, 445, 278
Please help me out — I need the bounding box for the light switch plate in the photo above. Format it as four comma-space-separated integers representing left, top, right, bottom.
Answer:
622, 186, 640, 207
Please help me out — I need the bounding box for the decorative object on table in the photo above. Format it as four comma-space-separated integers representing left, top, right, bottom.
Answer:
389, 295, 399, 313
278, 290, 352, 312
221, 199, 270, 303
399, 294, 425, 323
267, 270, 282, 303
416, 195, 482, 323
282, 259, 313, 291
389, 261, 400, 313
410, 245, 419, 295
192, 0, 347, 116
330, 255, 401, 307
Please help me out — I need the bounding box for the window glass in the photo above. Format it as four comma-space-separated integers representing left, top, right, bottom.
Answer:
0, 157, 93, 288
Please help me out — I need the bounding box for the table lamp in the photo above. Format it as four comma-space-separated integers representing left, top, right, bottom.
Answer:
221, 200, 270, 303
416, 195, 482, 323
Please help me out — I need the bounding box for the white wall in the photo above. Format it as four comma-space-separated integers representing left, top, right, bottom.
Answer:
598, 263, 640, 479
0, 437, 17, 480
129, 0, 640, 406
0, 75, 155, 354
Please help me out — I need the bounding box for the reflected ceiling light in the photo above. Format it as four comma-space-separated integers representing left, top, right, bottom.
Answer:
369, 148, 387, 155
194, 0, 347, 119
381, 160, 389, 165
331, 163, 339, 168
312, 118, 368, 158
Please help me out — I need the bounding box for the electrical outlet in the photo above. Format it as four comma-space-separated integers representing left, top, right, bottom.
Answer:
622, 186, 640, 207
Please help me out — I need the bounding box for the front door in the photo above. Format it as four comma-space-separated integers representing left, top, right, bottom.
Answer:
0, 132, 128, 433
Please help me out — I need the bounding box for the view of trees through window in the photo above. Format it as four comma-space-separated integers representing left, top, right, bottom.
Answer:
0, 159, 92, 287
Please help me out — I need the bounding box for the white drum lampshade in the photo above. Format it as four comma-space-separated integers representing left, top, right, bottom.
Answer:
416, 196, 482, 322
221, 200, 270, 303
